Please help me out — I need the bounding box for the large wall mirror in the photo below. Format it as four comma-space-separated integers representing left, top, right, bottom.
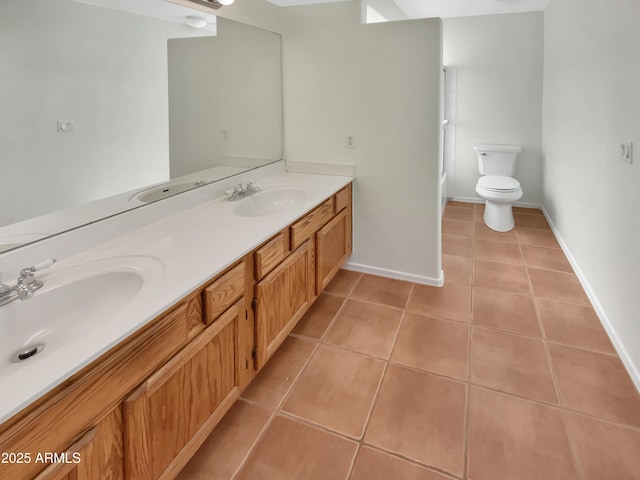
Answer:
0, 0, 282, 254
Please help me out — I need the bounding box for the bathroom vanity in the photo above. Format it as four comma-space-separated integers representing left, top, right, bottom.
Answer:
0, 175, 352, 480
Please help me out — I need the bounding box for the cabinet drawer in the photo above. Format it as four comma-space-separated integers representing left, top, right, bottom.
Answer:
334, 185, 351, 214
203, 261, 245, 325
255, 232, 287, 280
290, 198, 334, 250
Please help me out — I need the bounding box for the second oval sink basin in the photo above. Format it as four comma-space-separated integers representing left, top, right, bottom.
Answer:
233, 188, 307, 217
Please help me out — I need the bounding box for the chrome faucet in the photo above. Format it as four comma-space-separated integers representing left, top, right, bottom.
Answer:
228, 182, 261, 201
0, 259, 56, 307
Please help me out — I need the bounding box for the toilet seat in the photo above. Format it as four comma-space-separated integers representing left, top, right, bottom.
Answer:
477, 175, 521, 193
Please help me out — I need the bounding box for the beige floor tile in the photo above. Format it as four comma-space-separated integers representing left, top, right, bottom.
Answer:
442, 235, 473, 258
549, 344, 640, 427
467, 387, 578, 480
324, 299, 402, 359
443, 206, 474, 221
537, 298, 615, 353
565, 412, 640, 480
364, 365, 466, 477
474, 239, 523, 265
514, 212, 551, 229
521, 245, 573, 272
392, 313, 469, 380
442, 254, 472, 285
472, 287, 541, 337
242, 336, 317, 408
351, 274, 412, 309
471, 328, 558, 404
282, 344, 385, 438
292, 293, 345, 339
516, 227, 560, 248
351, 447, 453, 480
528, 268, 590, 305
407, 282, 471, 323
177, 400, 272, 480
235, 416, 358, 480
473, 222, 518, 243
325, 269, 362, 296
473, 208, 485, 223
474, 260, 531, 294
442, 218, 473, 238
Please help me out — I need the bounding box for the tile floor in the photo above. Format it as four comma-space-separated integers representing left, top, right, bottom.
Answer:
178, 202, 640, 480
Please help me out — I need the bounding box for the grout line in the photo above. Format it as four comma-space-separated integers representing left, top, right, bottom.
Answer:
560, 410, 587, 480
230, 409, 278, 480
273, 339, 321, 411
355, 444, 462, 480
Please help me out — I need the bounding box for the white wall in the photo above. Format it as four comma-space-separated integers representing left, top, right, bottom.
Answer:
281, 3, 443, 284
543, 0, 640, 386
443, 13, 544, 205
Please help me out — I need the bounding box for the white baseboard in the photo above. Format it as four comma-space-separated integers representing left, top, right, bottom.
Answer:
541, 207, 640, 392
448, 196, 542, 211
343, 262, 444, 287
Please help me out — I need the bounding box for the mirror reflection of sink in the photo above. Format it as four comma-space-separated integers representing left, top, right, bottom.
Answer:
131, 181, 206, 204
0, 255, 165, 372
233, 188, 307, 217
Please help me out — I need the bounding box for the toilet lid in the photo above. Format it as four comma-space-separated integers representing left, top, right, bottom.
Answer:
478, 175, 521, 192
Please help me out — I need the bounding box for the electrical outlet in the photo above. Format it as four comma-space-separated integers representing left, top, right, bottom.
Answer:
620, 142, 634, 164
57, 120, 75, 132
222, 129, 230, 142
345, 134, 357, 149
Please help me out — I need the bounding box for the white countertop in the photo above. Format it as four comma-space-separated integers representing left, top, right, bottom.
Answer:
0, 171, 352, 424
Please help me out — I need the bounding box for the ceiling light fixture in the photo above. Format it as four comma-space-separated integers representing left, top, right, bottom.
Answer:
184, 15, 208, 28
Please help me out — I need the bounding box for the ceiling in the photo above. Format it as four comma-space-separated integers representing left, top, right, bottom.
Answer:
264, 0, 552, 19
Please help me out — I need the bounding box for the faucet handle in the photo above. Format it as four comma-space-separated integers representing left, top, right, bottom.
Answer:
19, 258, 56, 278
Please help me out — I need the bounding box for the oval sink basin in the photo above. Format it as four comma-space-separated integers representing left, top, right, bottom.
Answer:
0, 256, 165, 371
132, 181, 205, 204
233, 188, 306, 217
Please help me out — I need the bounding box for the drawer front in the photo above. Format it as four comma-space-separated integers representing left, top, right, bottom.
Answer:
290, 198, 334, 250
255, 232, 287, 280
203, 261, 245, 325
334, 184, 351, 214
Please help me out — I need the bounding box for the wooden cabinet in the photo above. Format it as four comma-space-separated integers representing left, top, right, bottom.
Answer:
122, 300, 242, 480
316, 208, 351, 294
123, 300, 242, 480
32, 407, 123, 480
0, 182, 352, 480
254, 240, 315, 369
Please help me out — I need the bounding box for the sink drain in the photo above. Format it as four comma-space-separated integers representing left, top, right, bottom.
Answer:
11, 344, 44, 363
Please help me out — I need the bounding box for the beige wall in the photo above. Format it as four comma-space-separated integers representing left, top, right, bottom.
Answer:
444, 12, 544, 205
543, 0, 640, 387
281, 5, 443, 284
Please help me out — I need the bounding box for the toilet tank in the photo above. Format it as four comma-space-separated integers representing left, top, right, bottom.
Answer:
474, 144, 522, 176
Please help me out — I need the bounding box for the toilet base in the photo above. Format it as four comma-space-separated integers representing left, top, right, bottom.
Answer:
484, 201, 515, 232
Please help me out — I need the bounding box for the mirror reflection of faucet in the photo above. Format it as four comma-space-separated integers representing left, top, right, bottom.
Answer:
0, 259, 56, 307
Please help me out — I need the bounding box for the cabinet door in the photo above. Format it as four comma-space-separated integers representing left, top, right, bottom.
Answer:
254, 239, 315, 370
316, 208, 351, 294
123, 301, 242, 480
32, 407, 123, 480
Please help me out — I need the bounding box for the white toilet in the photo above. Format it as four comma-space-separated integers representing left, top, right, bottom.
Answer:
474, 144, 523, 232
